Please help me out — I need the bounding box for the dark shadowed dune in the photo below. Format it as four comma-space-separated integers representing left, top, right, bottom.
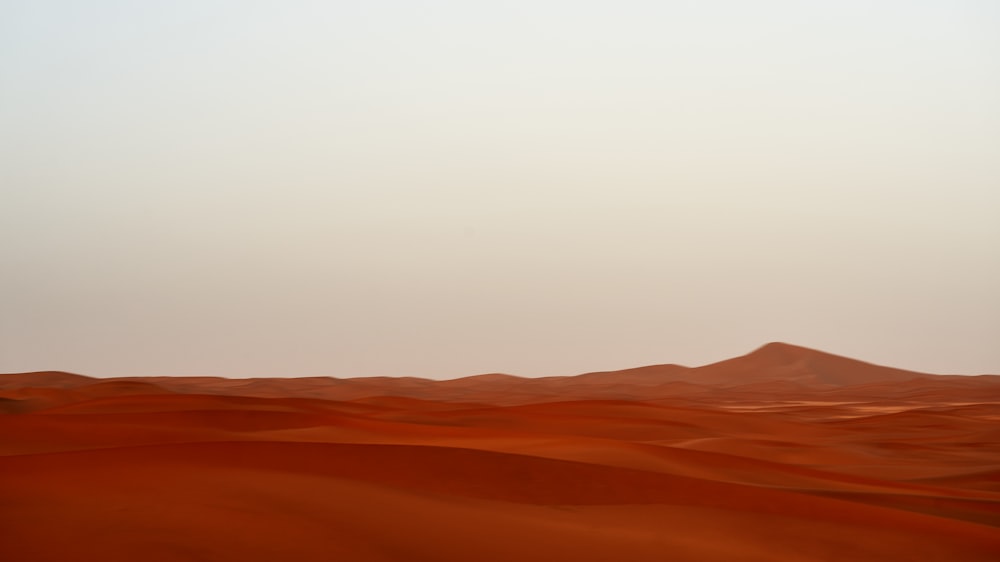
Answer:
0, 370, 96, 389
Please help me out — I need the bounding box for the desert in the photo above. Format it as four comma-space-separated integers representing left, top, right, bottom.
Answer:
5, 2, 997, 560
1, 342, 998, 561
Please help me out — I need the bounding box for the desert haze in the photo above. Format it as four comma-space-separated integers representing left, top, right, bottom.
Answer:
1, 342, 998, 561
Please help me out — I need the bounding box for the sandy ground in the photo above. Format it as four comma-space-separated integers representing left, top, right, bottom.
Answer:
2, 343, 998, 561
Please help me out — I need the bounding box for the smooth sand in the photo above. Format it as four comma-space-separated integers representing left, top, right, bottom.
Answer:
2, 343, 998, 561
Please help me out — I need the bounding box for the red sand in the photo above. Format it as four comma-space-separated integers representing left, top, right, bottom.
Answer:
2, 343, 998, 561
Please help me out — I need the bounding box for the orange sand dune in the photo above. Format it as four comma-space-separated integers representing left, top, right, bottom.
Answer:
2, 343, 999, 561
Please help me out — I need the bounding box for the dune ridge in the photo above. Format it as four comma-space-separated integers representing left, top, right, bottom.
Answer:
2, 342, 998, 561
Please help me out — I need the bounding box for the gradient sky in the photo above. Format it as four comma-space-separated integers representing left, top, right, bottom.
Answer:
2, 1, 998, 379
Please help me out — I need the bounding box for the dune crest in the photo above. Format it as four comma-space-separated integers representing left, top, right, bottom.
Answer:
2, 343, 998, 561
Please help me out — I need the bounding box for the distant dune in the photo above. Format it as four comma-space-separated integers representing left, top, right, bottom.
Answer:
2, 343, 998, 561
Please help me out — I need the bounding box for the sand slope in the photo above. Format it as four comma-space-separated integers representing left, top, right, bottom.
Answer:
2, 343, 998, 561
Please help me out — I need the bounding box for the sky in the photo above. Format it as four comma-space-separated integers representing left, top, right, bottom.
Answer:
2, 0, 998, 379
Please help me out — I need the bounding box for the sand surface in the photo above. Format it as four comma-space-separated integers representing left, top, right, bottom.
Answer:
2, 343, 998, 561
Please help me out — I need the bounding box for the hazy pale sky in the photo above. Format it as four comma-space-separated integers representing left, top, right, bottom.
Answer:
2, 0, 998, 378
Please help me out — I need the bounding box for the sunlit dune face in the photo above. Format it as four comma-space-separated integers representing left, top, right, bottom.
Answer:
3, 345, 1000, 561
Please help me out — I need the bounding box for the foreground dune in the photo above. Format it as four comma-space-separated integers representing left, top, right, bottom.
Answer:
2, 343, 998, 561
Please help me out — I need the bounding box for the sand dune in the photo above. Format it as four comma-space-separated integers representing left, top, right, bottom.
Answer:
2, 343, 998, 561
